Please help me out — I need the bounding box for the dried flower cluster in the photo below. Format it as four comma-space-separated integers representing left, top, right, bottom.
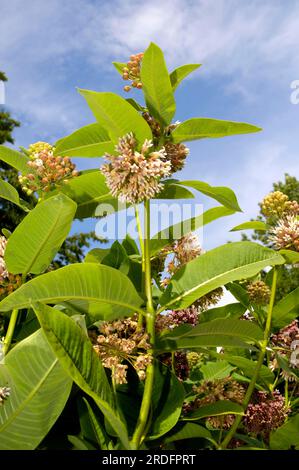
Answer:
91, 315, 151, 384
187, 377, 246, 429
0, 386, 10, 406
261, 191, 299, 219
18, 141, 78, 195
247, 280, 271, 305
269, 214, 299, 252
101, 133, 171, 204
0, 236, 22, 300
122, 53, 144, 92
243, 390, 288, 438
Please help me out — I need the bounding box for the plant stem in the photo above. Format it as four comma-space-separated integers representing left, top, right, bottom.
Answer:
3, 308, 19, 355
131, 199, 155, 449
220, 268, 278, 449
135, 205, 145, 328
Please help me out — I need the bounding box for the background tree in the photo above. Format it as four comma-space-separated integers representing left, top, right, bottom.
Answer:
0, 70, 100, 264
242, 173, 299, 300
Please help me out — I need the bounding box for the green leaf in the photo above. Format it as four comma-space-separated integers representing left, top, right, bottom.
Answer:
165, 423, 212, 444
160, 242, 284, 311
51, 171, 114, 219
279, 249, 299, 264
272, 286, 299, 329
200, 303, 246, 323
170, 64, 201, 91
78, 90, 152, 145
270, 414, 299, 450
0, 179, 27, 210
0, 146, 29, 172
54, 123, 114, 157
33, 304, 131, 449
101, 241, 130, 274
230, 221, 268, 232
68, 435, 94, 450
149, 364, 185, 440
112, 62, 127, 75
222, 355, 274, 385
150, 206, 235, 256
155, 181, 194, 200
178, 180, 242, 212
172, 118, 262, 143
0, 263, 143, 322
141, 42, 176, 126
84, 248, 111, 264
226, 282, 250, 309
184, 400, 244, 421
200, 361, 235, 381
0, 330, 72, 450
4, 194, 76, 275
81, 397, 110, 450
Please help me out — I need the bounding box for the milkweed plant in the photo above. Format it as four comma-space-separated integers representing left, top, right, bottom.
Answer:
0, 43, 298, 451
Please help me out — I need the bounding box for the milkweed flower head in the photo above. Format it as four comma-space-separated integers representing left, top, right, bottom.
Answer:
261, 191, 299, 220
269, 214, 299, 251
0, 235, 22, 299
247, 280, 271, 305
0, 386, 10, 406
121, 52, 144, 92
18, 141, 78, 195
0, 236, 8, 281
101, 132, 171, 204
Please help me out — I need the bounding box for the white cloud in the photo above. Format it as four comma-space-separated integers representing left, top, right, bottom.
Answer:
1, 0, 299, 132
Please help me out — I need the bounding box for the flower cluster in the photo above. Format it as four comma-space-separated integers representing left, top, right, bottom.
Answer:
186, 377, 246, 429
122, 52, 144, 92
243, 390, 288, 438
261, 191, 299, 220
0, 386, 10, 406
91, 315, 151, 384
18, 141, 78, 195
161, 351, 190, 381
269, 214, 299, 252
155, 306, 199, 332
0, 236, 22, 300
271, 320, 299, 374
247, 280, 271, 305
101, 133, 171, 204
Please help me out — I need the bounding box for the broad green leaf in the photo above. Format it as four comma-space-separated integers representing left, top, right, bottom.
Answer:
222, 355, 274, 385
0, 330, 72, 450
226, 282, 250, 309
183, 400, 244, 421
79, 90, 152, 145
0, 146, 29, 172
0, 179, 27, 210
200, 302, 246, 323
150, 206, 235, 256
160, 242, 284, 311
85, 248, 111, 263
230, 221, 268, 232
279, 249, 299, 264
270, 414, 299, 450
0, 263, 143, 322
149, 364, 185, 440
33, 304, 131, 449
172, 118, 261, 143
178, 180, 242, 212
141, 42, 175, 126
170, 64, 201, 91
200, 361, 235, 381
50, 171, 114, 219
101, 241, 130, 274
272, 286, 299, 329
54, 123, 114, 157
155, 182, 194, 200
165, 423, 212, 444
4, 194, 76, 275
68, 435, 94, 450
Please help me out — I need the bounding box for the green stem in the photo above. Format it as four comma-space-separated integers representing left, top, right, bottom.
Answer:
220, 268, 278, 449
3, 308, 19, 355
135, 205, 145, 329
131, 199, 155, 449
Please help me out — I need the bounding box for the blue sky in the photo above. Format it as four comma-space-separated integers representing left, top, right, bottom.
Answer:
1, 0, 299, 251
